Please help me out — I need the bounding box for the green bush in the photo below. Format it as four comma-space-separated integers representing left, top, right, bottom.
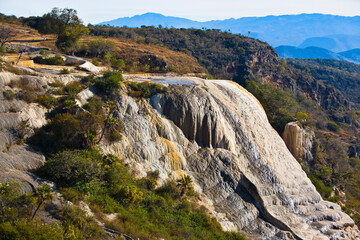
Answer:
91, 58, 99, 66
60, 68, 70, 74
65, 81, 85, 95
0, 220, 64, 240
109, 130, 122, 142
95, 71, 123, 95
127, 81, 168, 98
49, 81, 65, 88
60, 205, 107, 240
83, 96, 104, 115
3, 90, 16, 100
37, 95, 58, 108
60, 187, 83, 204
110, 57, 125, 70
39, 49, 51, 56
308, 174, 332, 198
245, 80, 298, 134
81, 74, 96, 86
87, 39, 115, 58
39, 149, 103, 187
30, 112, 103, 153
32, 55, 64, 65
113, 185, 144, 207
327, 121, 341, 132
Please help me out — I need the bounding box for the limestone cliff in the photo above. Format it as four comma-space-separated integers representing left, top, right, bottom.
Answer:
0, 69, 81, 192
1, 68, 359, 239
100, 76, 359, 240
282, 122, 316, 164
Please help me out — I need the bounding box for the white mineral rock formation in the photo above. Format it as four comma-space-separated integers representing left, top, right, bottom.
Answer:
102, 76, 359, 240
283, 121, 315, 163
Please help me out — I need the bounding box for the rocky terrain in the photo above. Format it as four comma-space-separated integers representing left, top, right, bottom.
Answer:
1, 18, 360, 238
1, 60, 360, 238
100, 76, 359, 239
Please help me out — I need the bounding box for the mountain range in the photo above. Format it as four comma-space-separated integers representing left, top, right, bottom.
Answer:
98, 13, 360, 51
275, 46, 360, 63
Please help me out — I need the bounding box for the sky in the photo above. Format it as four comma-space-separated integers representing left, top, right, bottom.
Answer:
0, 0, 359, 24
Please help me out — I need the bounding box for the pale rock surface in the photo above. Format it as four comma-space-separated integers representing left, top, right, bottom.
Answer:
102, 76, 359, 240
77, 61, 100, 74
76, 87, 95, 106
0, 72, 48, 192
282, 122, 316, 163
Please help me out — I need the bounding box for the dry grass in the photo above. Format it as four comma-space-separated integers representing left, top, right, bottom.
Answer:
0, 23, 56, 49
2, 23, 205, 74
80, 36, 205, 74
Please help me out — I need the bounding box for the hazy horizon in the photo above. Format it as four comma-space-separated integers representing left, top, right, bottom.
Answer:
0, 0, 359, 24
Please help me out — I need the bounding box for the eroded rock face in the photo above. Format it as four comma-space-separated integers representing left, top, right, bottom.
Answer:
0, 72, 48, 192
103, 76, 359, 240
282, 122, 316, 164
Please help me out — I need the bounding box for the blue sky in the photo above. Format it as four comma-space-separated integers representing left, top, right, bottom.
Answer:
0, 0, 359, 24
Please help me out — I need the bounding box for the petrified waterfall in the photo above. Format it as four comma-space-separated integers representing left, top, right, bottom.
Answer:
103, 76, 359, 240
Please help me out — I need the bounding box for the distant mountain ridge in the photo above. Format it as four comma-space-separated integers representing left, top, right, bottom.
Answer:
275, 46, 360, 64
98, 13, 360, 51
298, 35, 360, 52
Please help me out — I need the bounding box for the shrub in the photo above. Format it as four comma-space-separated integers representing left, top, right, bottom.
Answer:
10, 76, 43, 92
245, 80, 298, 134
0, 220, 64, 240
89, 193, 122, 213
3, 90, 16, 100
17, 91, 37, 103
65, 81, 85, 95
60, 187, 83, 204
83, 96, 103, 115
39, 49, 51, 56
327, 121, 341, 132
81, 74, 96, 86
95, 71, 123, 95
295, 111, 316, 126
39, 149, 103, 187
8, 106, 18, 113
113, 185, 144, 207
37, 95, 58, 108
109, 130, 122, 142
87, 39, 115, 57
110, 57, 125, 70
49, 81, 65, 88
60, 68, 70, 74
127, 81, 168, 98
60, 205, 107, 240
30, 111, 103, 153
32, 54, 64, 65
308, 174, 332, 198
91, 58, 99, 66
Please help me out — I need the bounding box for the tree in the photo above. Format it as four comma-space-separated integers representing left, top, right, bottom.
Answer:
0, 25, 15, 47
177, 175, 194, 197
45, 8, 89, 55
97, 100, 117, 144
32, 184, 54, 220
87, 38, 115, 57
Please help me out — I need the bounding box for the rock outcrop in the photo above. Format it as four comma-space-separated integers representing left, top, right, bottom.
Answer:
102, 76, 359, 240
1, 67, 359, 239
282, 122, 316, 164
0, 71, 49, 192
